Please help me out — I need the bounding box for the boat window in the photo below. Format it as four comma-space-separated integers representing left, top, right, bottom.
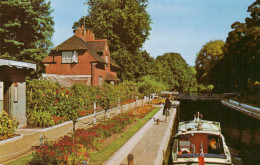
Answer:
208, 135, 221, 154
179, 140, 191, 155
179, 141, 190, 147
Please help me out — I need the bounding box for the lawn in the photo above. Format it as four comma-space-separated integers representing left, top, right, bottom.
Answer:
7, 153, 33, 165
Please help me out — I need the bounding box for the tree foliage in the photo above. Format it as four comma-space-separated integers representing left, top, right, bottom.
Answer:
73, 0, 151, 53
137, 75, 167, 96
0, 0, 54, 64
112, 49, 154, 81
153, 53, 197, 92
195, 40, 225, 85
210, 0, 260, 92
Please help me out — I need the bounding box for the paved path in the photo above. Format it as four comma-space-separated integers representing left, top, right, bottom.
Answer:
105, 103, 178, 165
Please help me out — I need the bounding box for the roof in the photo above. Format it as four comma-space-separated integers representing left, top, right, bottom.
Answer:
87, 40, 120, 68
53, 36, 89, 51
0, 59, 36, 70
50, 36, 106, 63
176, 120, 221, 136
87, 40, 106, 52
40, 74, 91, 87
110, 58, 120, 68
105, 72, 120, 81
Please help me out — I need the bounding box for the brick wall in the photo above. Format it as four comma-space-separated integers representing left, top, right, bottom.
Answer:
45, 50, 95, 75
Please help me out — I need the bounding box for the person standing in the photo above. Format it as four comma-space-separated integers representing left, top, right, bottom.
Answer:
163, 94, 172, 122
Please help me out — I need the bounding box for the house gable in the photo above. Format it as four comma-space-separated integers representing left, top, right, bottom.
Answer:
42, 26, 120, 86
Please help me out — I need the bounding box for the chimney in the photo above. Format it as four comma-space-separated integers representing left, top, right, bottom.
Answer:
74, 25, 84, 38
74, 26, 95, 41
84, 30, 95, 41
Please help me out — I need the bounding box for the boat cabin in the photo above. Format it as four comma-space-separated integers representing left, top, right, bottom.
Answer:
177, 133, 225, 157
172, 113, 232, 164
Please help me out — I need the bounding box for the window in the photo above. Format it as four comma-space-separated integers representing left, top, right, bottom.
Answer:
62, 51, 78, 63
98, 76, 103, 86
105, 56, 108, 63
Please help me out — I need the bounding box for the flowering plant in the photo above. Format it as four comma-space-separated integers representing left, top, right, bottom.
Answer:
33, 105, 154, 164
0, 111, 19, 141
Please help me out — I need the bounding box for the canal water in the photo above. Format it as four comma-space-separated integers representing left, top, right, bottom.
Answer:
168, 100, 260, 165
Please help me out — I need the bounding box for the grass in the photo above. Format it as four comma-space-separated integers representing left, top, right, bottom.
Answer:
7, 153, 33, 165
89, 107, 160, 165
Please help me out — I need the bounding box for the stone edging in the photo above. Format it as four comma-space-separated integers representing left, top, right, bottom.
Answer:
0, 135, 23, 146
154, 108, 176, 164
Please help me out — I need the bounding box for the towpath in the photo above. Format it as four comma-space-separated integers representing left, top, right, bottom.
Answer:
105, 102, 179, 165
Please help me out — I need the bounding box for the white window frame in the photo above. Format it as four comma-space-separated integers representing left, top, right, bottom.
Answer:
98, 76, 103, 86
62, 51, 78, 63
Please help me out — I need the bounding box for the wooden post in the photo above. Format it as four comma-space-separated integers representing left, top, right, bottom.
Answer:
40, 134, 43, 148
127, 154, 134, 165
93, 102, 96, 125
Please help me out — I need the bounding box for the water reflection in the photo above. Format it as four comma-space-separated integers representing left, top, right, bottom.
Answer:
178, 100, 260, 165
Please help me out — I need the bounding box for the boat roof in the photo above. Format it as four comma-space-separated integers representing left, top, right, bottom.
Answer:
176, 119, 221, 136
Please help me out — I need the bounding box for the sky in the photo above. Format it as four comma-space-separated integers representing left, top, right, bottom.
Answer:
50, 0, 255, 66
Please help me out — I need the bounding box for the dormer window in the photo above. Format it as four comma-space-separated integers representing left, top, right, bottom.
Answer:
62, 51, 78, 63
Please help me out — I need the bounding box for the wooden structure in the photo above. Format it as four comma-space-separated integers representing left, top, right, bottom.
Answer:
176, 93, 237, 100
0, 59, 36, 125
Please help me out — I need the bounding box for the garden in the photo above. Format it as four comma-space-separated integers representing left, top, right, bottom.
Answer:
29, 105, 155, 165
25, 80, 141, 128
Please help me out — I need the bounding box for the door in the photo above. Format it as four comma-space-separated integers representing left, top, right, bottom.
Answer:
4, 82, 12, 115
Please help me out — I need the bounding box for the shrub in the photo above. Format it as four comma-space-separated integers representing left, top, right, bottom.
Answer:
26, 80, 144, 128
26, 109, 54, 128
0, 111, 19, 141
138, 75, 167, 96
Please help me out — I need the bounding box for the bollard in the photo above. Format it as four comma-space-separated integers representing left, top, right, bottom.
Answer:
156, 118, 159, 125
127, 154, 134, 165
93, 102, 96, 125
107, 110, 110, 119
40, 134, 43, 148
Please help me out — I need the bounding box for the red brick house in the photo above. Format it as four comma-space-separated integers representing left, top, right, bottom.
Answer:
42, 26, 119, 87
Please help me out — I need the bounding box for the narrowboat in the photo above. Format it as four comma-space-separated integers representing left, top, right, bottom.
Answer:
172, 112, 232, 164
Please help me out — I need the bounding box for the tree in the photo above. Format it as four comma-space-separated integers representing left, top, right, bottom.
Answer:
73, 0, 151, 53
0, 0, 54, 65
210, 0, 260, 92
153, 53, 197, 92
137, 75, 167, 96
112, 49, 154, 81
195, 40, 225, 85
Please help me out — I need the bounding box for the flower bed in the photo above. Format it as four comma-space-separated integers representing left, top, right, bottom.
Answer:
150, 98, 165, 104
121, 99, 136, 105
32, 105, 154, 164
0, 111, 19, 141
